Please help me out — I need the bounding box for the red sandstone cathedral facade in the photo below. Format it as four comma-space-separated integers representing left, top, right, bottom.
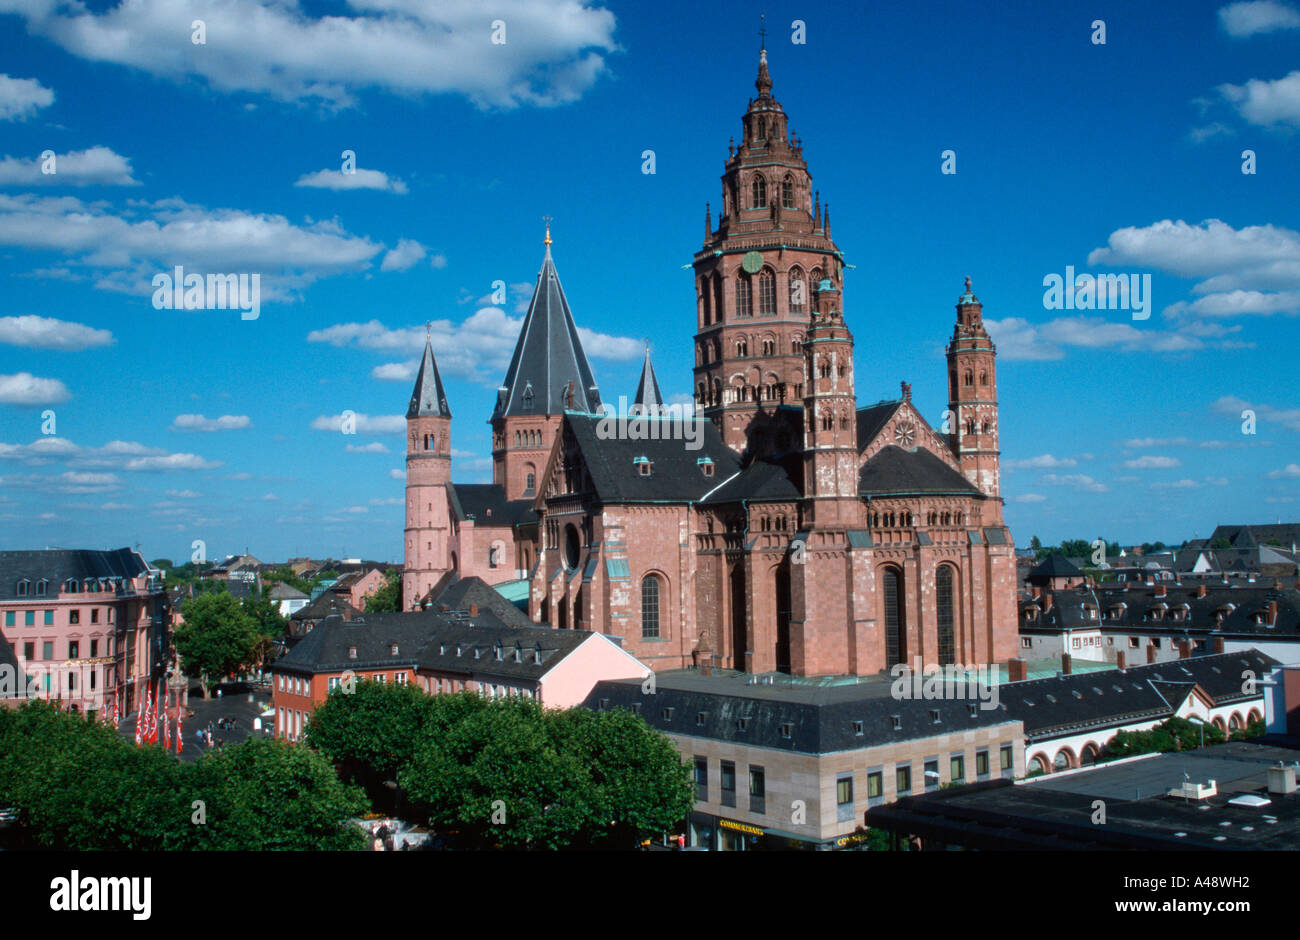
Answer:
403, 49, 1019, 677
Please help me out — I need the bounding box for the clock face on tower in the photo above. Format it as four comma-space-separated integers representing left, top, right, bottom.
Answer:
894, 420, 916, 447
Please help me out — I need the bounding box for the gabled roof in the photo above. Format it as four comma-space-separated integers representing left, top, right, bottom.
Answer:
407, 336, 451, 419
858, 445, 982, 497
267, 582, 308, 600
427, 576, 536, 629
855, 400, 903, 451
562, 413, 741, 504
274, 611, 448, 674
632, 347, 663, 413
492, 243, 601, 420
289, 592, 361, 623
699, 455, 801, 504
416, 622, 594, 681
447, 483, 537, 527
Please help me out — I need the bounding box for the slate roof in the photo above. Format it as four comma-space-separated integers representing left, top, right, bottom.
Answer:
289, 592, 361, 623
564, 413, 742, 504
447, 483, 537, 527
1210, 523, 1300, 550
855, 400, 902, 451
583, 671, 1019, 754
407, 336, 451, 419
427, 576, 535, 629
858, 445, 983, 497
1027, 553, 1083, 582
998, 649, 1277, 741
632, 347, 663, 412
0, 547, 154, 601
274, 611, 448, 674
1021, 583, 1300, 638
492, 244, 601, 419
416, 622, 595, 681
267, 582, 308, 600
699, 456, 801, 504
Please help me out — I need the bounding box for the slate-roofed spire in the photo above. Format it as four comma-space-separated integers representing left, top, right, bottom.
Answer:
631, 345, 663, 414
407, 331, 451, 418
492, 227, 601, 419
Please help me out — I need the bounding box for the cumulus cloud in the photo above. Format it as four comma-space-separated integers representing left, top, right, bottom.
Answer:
2, 0, 619, 110
0, 372, 70, 404
1003, 454, 1077, 470
983, 316, 1213, 361
1219, 0, 1300, 36
310, 413, 406, 434
1210, 394, 1300, 431
1014, 493, 1047, 503
1040, 473, 1110, 493
295, 167, 408, 194
0, 193, 382, 302
380, 238, 426, 272
345, 442, 390, 453
170, 414, 251, 432
0, 74, 54, 120
0, 147, 139, 187
0, 437, 220, 473
1123, 455, 1182, 469
1266, 463, 1300, 478
125, 453, 221, 471
0, 315, 113, 350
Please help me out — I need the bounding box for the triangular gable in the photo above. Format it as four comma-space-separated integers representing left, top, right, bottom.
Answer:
857, 399, 961, 473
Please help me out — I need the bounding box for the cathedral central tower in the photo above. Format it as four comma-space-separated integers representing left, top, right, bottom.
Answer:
692, 46, 845, 458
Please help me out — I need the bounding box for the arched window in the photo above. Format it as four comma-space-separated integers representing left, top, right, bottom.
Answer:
701, 280, 712, 325
818, 359, 831, 379
751, 175, 767, 208
524, 463, 537, 496
964, 370, 974, 386
789, 268, 806, 314
884, 568, 906, 668
821, 412, 833, 431
713, 276, 724, 323
936, 566, 955, 666
979, 371, 988, 386
736, 274, 753, 317
736, 338, 748, 357
810, 266, 824, 289
761, 338, 775, 356
641, 575, 661, 639
758, 268, 776, 316
782, 176, 795, 209
15, 579, 29, 597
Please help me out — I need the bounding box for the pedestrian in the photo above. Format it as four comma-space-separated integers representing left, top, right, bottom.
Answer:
372, 836, 383, 852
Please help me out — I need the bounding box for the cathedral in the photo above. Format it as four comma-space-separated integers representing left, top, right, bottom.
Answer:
402, 48, 1019, 677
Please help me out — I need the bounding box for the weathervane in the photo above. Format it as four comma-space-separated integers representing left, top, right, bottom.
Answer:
542, 215, 553, 246
759, 13, 767, 51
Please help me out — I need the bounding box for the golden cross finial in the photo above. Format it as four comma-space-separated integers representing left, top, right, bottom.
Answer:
425, 320, 432, 340
542, 215, 553, 246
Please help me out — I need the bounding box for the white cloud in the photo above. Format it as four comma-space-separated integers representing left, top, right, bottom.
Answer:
1123, 455, 1182, 469
0, 372, 70, 404
0, 74, 54, 120
4, 0, 619, 110
346, 442, 390, 454
429, 253, 447, 269
1014, 493, 1047, 503
170, 414, 251, 432
0, 147, 139, 187
1004, 454, 1077, 470
1150, 479, 1200, 489
1041, 473, 1109, 493
125, 453, 221, 471
984, 316, 1210, 361
1219, 1, 1300, 36
380, 238, 426, 271
389, 468, 404, 480
295, 167, 408, 194
166, 489, 200, 498
1267, 463, 1300, 479
372, 360, 417, 381
311, 413, 406, 434
0, 193, 382, 302
1211, 394, 1300, 431
0, 315, 113, 350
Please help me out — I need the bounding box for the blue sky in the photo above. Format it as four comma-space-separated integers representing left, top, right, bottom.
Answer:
0, 0, 1297, 563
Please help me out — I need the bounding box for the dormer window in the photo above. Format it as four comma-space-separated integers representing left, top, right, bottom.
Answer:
522, 382, 535, 411
780, 722, 794, 738
348, 646, 357, 659
634, 456, 652, 477
390, 643, 399, 656
15, 579, 29, 596
697, 457, 715, 477
35, 579, 48, 596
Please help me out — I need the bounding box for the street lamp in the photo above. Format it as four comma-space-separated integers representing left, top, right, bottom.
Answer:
1188, 714, 1206, 749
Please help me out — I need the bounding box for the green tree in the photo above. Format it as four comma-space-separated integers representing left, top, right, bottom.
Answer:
364, 571, 403, 613
183, 737, 368, 850
1029, 535, 1042, 551
1102, 716, 1227, 760
305, 679, 444, 786
175, 592, 263, 697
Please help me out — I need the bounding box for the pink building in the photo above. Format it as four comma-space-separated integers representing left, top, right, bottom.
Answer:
0, 548, 169, 717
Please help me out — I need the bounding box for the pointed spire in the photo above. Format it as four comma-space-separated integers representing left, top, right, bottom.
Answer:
814, 191, 821, 229
824, 203, 831, 238
407, 329, 451, 419
493, 240, 601, 420
755, 47, 772, 98
704, 202, 712, 242
631, 345, 664, 415
542, 215, 553, 259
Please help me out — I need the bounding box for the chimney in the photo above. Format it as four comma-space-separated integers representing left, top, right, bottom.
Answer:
1197, 583, 1207, 598
1116, 650, 1127, 671
1213, 636, 1225, 654
1268, 764, 1297, 795
1178, 640, 1192, 659
1156, 584, 1167, 597
1043, 592, 1054, 613
1008, 658, 1027, 682
1147, 643, 1158, 664
1061, 652, 1073, 675
469, 603, 479, 618
1269, 600, 1279, 624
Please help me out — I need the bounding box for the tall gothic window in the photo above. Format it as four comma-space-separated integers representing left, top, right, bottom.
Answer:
736, 274, 753, 317
713, 276, 724, 323
789, 268, 806, 314
641, 575, 661, 639
782, 176, 795, 209
751, 175, 767, 208
936, 566, 955, 666
758, 268, 776, 316
884, 568, 906, 668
